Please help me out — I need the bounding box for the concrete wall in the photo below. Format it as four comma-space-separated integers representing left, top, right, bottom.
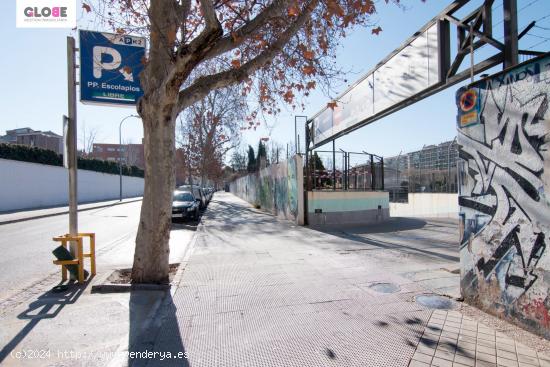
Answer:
230, 155, 304, 224
307, 190, 389, 227
457, 55, 550, 338
390, 193, 458, 218
0, 158, 144, 212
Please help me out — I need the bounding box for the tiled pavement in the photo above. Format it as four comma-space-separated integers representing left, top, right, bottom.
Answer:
410, 310, 550, 367
141, 193, 550, 367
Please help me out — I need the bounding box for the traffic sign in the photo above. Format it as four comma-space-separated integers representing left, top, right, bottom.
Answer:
79, 30, 146, 106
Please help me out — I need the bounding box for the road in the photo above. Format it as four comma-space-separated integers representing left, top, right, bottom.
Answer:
0, 200, 193, 308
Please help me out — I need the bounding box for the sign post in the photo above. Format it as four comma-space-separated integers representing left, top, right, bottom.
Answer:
66, 36, 78, 257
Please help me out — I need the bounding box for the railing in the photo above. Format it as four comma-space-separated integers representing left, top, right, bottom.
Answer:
307, 150, 384, 191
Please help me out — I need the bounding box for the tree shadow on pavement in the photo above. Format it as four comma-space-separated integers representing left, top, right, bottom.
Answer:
330, 230, 460, 262
312, 217, 428, 235
128, 290, 189, 367
308, 217, 460, 263
370, 313, 470, 359
0, 280, 89, 363
203, 199, 282, 234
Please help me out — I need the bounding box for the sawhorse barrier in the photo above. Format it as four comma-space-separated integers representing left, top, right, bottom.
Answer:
52, 233, 97, 284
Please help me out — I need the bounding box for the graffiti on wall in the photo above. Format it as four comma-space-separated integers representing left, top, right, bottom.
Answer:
457, 54, 550, 332
230, 155, 303, 223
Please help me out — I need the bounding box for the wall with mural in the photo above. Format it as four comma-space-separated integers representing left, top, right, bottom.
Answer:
230, 155, 304, 224
457, 54, 550, 337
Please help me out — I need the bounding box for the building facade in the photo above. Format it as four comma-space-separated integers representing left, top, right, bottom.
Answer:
0, 128, 63, 154
384, 139, 459, 194
90, 143, 145, 169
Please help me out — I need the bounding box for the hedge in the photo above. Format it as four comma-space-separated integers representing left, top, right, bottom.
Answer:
0, 144, 144, 178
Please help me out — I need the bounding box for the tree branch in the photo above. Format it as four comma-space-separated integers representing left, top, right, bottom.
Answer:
203, 0, 291, 60
200, 0, 219, 31
176, 0, 318, 112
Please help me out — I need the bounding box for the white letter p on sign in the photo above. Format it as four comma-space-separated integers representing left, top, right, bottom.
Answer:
93, 46, 122, 78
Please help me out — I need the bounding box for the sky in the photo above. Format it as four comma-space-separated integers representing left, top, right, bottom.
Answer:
1, 0, 549, 160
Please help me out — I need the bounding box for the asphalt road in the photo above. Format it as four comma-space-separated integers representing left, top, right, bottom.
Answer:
0, 200, 193, 306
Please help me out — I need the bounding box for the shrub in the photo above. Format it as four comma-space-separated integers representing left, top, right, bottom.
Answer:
0, 144, 144, 178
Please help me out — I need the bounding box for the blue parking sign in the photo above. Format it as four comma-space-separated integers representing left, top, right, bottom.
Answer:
79, 30, 146, 106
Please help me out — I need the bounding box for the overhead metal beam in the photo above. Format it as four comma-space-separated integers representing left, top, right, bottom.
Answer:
311, 53, 504, 148
482, 1, 493, 36
519, 50, 546, 57
444, 15, 504, 51
438, 19, 451, 83
518, 21, 536, 40
503, 0, 519, 69
307, 0, 546, 150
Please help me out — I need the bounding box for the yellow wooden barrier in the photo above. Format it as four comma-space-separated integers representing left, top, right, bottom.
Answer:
52, 233, 96, 284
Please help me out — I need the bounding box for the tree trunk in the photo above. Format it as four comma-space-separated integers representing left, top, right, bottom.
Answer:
131, 106, 176, 284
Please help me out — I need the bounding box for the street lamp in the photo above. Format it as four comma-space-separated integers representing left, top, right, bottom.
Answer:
294, 115, 307, 155
119, 114, 140, 201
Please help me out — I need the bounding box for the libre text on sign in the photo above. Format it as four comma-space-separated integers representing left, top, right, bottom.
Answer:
80, 30, 146, 107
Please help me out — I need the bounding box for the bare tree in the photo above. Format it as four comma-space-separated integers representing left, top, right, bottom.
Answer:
87, 0, 386, 283
230, 148, 247, 172
79, 121, 100, 156
178, 83, 246, 185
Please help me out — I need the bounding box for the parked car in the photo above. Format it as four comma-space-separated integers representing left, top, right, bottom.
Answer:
178, 184, 207, 209
171, 190, 200, 221
202, 187, 212, 203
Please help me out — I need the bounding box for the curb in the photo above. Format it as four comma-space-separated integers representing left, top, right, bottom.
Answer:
170, 208, 206, 291
91, 283, 172, 293
0, 197, 143, 226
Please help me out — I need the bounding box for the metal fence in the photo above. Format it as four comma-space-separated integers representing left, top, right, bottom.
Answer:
383, 140, 459, 202
307, 150, 384, 191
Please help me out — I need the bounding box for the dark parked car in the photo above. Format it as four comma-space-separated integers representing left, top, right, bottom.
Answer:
178, 185, 206, 209
171, 190, 200, 221
202, 187, 212, 203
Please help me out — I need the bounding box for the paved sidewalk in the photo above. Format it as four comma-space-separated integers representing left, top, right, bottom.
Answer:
411, 310, 550, 367
0, 197, 143, 225
141, 193, 550, 367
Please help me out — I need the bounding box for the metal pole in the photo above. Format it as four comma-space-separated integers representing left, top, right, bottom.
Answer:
345, 152, 347, 190
119, 121, 123, 201
332, 140, 336, 191
470, 24, 474, 83
295, 116, 307, 156
304, 120, 310, 225
370, 154, 375, 191
448, 137, 457, 193
67, 36, 78, 256
295, 117, 298, 156
313, 150, 317, 190
118, 115, 139, 201
339, 149, 346, 190
380, 156, 384, 191
503, 0, 518, 69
